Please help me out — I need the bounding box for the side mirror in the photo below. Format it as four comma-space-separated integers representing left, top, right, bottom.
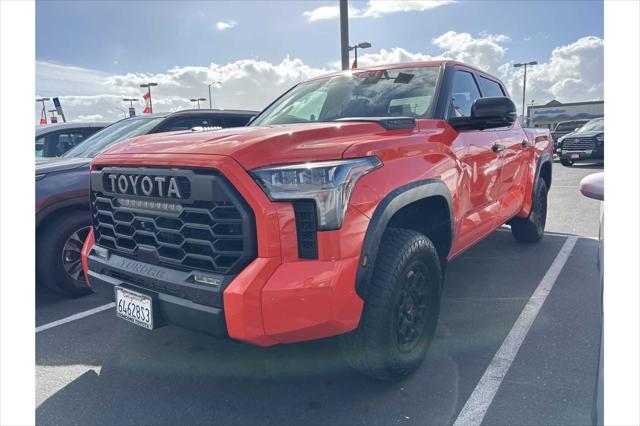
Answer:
579, 172, 604, 201
448, 97, 517, 131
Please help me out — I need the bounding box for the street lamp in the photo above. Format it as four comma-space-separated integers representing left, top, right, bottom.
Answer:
208, 81, 222, 109
139, 82, 158, 113
123, 98, 138, 117
513, 61, 538, 125
36, 97, 51, 124
348, 42, 372, 69
190, 97, 207, 109
122, 98, 138, 108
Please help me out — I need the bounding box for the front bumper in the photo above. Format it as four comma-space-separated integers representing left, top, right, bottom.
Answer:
87, 256, 228, 336
82, 154, 371, 347
561, 149, 604, 162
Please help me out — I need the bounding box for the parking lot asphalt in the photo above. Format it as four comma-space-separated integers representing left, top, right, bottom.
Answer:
35, 162, 603, 425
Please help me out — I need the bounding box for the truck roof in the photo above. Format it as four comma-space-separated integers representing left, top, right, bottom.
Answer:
306, 60, 498, 82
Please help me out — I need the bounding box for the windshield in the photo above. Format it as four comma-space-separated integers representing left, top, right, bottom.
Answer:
576, 118, 604, 133
251, 67, 440, 126
63, 116, 165, 158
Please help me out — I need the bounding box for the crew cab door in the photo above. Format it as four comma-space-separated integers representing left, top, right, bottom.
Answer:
447, 70, 503, 252
477, 76, 531, 222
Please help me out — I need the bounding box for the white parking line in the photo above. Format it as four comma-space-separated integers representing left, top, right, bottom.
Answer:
35, 302, 115, 334
453, 236, 578, 426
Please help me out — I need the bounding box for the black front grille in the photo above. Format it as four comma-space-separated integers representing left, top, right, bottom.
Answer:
90, 167, 256, 276
293, 201, 318, 259
563, 137, 596, 151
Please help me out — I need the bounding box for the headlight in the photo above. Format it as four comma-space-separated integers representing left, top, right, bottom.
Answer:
36, 174, 46, 181
251, 156, 382, 230
596, 135, 604, 142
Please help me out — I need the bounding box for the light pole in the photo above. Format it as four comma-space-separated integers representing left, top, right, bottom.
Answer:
123, 98, 138, 117
36, 97, 50, 124
513, 61, 538, 125
122, 98, 138, 108
349, 41, 372, 69
140, 82, 158, 113
190, 97, 207, 109
340, 0, 349, 70
208, 81, 221, 109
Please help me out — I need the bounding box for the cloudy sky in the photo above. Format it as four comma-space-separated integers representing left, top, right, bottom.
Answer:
36, 0, 603, 123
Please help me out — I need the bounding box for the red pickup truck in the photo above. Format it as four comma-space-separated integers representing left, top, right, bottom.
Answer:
82, 61, 552, 381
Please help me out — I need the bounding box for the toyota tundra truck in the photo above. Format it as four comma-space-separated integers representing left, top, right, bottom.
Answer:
82, 61, 552, 381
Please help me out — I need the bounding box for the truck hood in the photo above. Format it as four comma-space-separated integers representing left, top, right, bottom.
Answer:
100, 122, 399, 170
36, 157, 91, 174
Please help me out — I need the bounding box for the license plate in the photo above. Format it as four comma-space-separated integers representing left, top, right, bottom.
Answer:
571, 153, 580, 159
115, 286, 154, 330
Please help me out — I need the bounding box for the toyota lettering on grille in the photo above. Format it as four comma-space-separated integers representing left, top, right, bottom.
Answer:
106, 174, 183, 199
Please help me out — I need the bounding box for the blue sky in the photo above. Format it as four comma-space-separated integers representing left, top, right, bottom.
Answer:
37, 1, 602, 73
35, 1, 604, 122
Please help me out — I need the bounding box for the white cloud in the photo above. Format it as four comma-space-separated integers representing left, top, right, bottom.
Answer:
303, 6, 340, 22
36, 34, 603, 122
76, 114, 106, 122
36, 57, 327, 123
501, 36, 604, 112
216, 20, 236, 31
432, 31, 510, 73
340, 47, 441, 69
304, 0, 455, 21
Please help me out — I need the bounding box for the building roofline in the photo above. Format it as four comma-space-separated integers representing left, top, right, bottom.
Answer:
529, 100, 604, 109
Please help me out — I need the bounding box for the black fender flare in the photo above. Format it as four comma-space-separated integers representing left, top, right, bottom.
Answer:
354, 179, 454, 299
533, 152, 552, 198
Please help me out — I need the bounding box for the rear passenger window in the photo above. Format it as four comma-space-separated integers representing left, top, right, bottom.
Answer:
163, 117, 211, 131
222, 116, 252, 127
479, 76, 506, 97
449, 71, 482, 118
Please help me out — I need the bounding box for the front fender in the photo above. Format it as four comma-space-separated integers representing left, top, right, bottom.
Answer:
354, 179, 453, 299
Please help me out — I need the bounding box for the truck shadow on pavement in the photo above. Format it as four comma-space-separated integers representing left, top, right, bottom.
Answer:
36, 231, 600, 426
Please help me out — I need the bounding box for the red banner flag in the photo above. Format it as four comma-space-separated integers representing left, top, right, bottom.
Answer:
39, 109, 47, 125
142, 91, 151, 114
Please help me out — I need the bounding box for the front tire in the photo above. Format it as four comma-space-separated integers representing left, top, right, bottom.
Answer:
510, 179, 548, 244
340, 228, 442, 382
37, 210, 92, 297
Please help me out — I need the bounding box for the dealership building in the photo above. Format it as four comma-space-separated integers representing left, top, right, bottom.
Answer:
526, 100, 604, 129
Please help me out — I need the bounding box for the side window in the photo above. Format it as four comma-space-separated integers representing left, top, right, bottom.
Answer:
35, 136, 45, 158
162, 117, 211, 131
46, 131, 87, 156
479, 76, 506, 97
449, 71, 482, 118
222, 116, 252, 128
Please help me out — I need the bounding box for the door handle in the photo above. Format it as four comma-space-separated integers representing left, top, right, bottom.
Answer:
522, 139, 531, 148
492, 143, 506, 153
